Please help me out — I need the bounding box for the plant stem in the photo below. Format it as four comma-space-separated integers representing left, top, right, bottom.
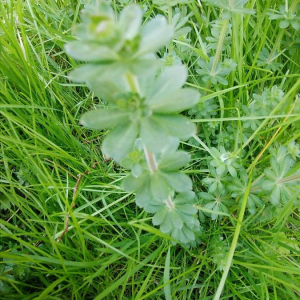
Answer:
165, 196, 175, 209
125, 72, 141, 94
210, 19, 229, 74
168, 3, 173, 53
125, 72, 175, 208
143, 145, 158, 173
229, 0, 235, 8
125, 72, 159, 173
213, 173, 253, 300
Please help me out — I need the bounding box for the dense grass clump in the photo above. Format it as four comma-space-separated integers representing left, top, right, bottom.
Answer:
0, 0, 299, 299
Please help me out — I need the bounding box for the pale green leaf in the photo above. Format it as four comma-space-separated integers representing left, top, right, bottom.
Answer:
153, 208, 168, 226
102, 122, 138, 162
162, 171, 192, 192
122, 172, 149, 192
65, 42, 119, 61
150, 88, 200, 113
138, 15, 173, 55
147, 65, 187, 100
261, 180, 276, 191
68, 64, 105, 83
160, 218, 172, 233
182, 226, 195, 240
140, 117, 170, 153
80, 109, 129, 130
174, 191, 195, 204
170, 210, 183, 229
119, 5, 143, 40
270, 187, 281, 206
177, 204, 197, 215
159, 151, 190, 171
150, 172, 169, 201
152, 114, 196, 140
135, 184, 153, 209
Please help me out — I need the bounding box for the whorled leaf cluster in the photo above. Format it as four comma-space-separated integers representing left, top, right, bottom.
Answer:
65, 0, 201, 246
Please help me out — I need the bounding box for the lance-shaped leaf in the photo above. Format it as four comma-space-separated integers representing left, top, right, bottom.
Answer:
80, 108, 130, 130
102, 122, 139, 162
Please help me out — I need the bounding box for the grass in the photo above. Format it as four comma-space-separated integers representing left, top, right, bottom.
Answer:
0, 0, 300, 299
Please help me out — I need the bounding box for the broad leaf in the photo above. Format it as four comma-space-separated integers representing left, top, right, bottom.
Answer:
171, 210, 183, 229
119, 5, 143, 40
153, 208, 168, 226
122, 171, 149, 192
159, 151, 190, 171
270, 187, 281, 206
160, 217, 173, 233
136, 184, 154, 210
68, 64, 106, 83
102, 122, 138, 162
80, 109, 129, 130
147, 65, 187, 100
183, 226, 195, 240
174, 191, 195, 204
152, 114, 196, 140
140, 116, 170, 153
162, 171, 192, 192
150, 172, 169, 201
65, 42, 119, 61
150, 88, 199, 113
138, 15, 173, 55
177, 204, 197, 215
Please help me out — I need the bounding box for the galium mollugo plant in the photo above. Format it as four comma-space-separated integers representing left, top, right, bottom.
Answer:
65, 1, 201, 246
